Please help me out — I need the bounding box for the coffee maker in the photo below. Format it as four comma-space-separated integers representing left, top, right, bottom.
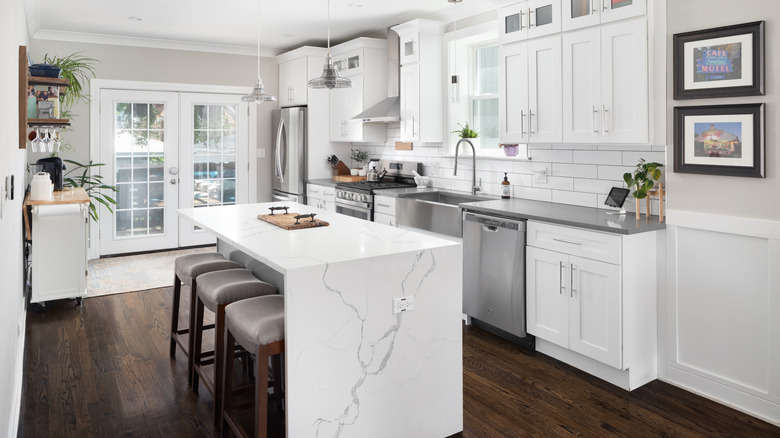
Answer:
35, 157, 65, 191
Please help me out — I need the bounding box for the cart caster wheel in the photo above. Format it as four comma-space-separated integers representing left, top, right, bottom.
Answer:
76, 297, 83, 306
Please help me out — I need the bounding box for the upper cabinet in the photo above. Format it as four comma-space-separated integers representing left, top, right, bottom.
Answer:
328, 38, 387, 143
562, 0, 645, 31
499, 0, 562, 44
392, 19, 446, 143
562, 18, 647, 143
275, 47, 327, 108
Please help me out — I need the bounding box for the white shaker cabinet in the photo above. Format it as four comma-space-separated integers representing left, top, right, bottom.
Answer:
328, 39, 387, 143
373, 195, 396, 227
499, 0, 562, 44
306, 184, 335, 212
276, 47, 327, 108
562, 0, 645, 31
526, 220, 659, 390
562, 18, 647, 143
499, 35, 562, 144
393, 19, 446, 143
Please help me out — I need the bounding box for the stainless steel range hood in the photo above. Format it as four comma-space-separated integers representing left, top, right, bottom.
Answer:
352, 29, 400, 123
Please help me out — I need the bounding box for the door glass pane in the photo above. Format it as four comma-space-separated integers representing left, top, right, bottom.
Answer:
611, 0, 632, 9
472, 98, 499, 150
191, 104, 239, 209
505, 13, 521, 34
571, 0, 591, 18
535, 5, 553, 26
114, 101, 166, 238
404, 40, 414, 57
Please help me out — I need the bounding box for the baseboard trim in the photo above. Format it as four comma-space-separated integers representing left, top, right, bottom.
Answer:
9, 310, 26, 437
664, 365, 780, 427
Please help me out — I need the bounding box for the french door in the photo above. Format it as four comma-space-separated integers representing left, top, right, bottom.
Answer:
99, 89, 249, 256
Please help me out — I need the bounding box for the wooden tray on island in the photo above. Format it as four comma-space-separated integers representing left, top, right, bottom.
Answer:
257, 212, 329, 230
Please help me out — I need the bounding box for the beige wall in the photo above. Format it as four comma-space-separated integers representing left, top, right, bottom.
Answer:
0, 0, 30, 435
666, 1, 779, 220
28, 40, 279, 202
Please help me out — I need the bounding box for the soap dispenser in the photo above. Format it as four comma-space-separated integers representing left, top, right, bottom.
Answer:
501, 173, 510, 199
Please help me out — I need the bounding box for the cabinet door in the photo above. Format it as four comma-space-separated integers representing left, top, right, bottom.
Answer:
568, 255, 622, 368
527, 0, 561, 39
562, 0, 601, 31
563, 27, 601, 143
322, 187, 336, 212
499, 2, 529, 45
373, 212, 395, 227
499, 42, 529, 144
528, 35, 562, 143
526, 246, 569, 348
329, 77, 364, 142
601, 18, 647, 143
399, 32, 420, 65
600, 0, 645, 24
400, 64, 420, 142
279, 57, 307, 107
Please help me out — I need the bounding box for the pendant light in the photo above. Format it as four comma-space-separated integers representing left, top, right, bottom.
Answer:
307, 0, 352, 89
242, 0, 276, 102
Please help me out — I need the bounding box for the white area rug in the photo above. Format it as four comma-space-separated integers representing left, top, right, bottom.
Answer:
87, 246, 216, 298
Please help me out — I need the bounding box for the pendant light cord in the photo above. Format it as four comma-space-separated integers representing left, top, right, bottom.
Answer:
327, 0, 331, 57
256, 0, 261, 77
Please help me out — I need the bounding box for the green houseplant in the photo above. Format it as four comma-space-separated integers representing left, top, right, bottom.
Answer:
63, 160, 118, 222
452, 122, 478, 139
350, 147, 368, 169
43, 52, 98, 118
623, 159, 663, 218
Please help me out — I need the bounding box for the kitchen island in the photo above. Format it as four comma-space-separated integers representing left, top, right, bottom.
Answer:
178, 202, 463, 437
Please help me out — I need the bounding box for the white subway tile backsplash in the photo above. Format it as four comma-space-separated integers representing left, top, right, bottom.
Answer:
533, 176, 574, 190
597, 144, 652, 151
552, 163, 598, 179
514, 186, 552, 202
574, 178, 619, 194
529, 149, 573, 163
573, 150, 622, 165
622, 151, 665, 166
552, 190, 598, 208
597, 165, 634, 181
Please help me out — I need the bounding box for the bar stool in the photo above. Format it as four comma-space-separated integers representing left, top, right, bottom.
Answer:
170, 252, 242, 386
191, 268, 276, 429
222, 295, 285, 438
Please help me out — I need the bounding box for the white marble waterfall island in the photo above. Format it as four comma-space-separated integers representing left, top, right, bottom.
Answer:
178, 203, 463, 437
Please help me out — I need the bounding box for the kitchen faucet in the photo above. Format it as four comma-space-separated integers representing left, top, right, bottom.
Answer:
453, 138, 481, 195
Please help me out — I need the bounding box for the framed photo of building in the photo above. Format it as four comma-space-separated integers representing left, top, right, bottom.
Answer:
673, 21, 764, 99
673, 104, 764, 178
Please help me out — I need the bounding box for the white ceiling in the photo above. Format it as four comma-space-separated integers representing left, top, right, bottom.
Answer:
26, 0, 497, 55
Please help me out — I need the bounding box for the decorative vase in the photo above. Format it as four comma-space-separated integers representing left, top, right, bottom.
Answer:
502, 144, 519, 156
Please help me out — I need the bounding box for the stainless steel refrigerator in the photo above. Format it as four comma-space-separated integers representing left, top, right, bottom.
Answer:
272, 107, 307, 203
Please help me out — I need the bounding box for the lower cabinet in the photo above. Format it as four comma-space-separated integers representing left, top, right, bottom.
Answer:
526, 220, 660, 390
373, 195, 396, 226
306, 184, 335, 212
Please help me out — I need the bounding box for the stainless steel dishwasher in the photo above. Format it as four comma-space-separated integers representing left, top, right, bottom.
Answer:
463, 211, 528, 339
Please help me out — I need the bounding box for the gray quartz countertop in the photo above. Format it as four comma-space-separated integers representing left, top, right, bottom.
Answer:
307, 179, 338, 188
460, 198, 665, 235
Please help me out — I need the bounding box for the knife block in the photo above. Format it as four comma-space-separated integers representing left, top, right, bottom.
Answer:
333, 160, 350, 176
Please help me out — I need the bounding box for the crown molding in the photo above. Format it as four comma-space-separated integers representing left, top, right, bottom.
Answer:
32, 29, 282, 57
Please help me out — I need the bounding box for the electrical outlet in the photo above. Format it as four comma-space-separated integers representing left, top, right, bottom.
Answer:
533, 168, 547, 184
256, 148, 266, 158
393, 296, 415, 314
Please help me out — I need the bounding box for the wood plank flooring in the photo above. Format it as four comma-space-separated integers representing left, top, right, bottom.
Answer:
19, 288, 779, 437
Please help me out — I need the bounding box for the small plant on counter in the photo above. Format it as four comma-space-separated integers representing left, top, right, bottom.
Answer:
63, 160, 117, 222
452, 122, 478, 138
623, 159, 663, 200
350, 147, 368, 167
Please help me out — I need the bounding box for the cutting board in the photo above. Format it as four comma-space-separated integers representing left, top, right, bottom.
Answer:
257, 212, 329, 230
332, 175, 366, 182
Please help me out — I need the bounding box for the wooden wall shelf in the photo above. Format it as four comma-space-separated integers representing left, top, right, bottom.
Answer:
28, 119, 71, 126
19, 45, 70, 149
28, 76, 69, 86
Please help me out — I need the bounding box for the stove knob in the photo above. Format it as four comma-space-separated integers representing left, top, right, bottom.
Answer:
345, 192, 353, 200
337, 190, 344, 198
355, 194, 364, 203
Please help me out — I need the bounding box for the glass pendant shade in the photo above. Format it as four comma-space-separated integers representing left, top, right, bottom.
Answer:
242, 77, 277, 102
308, 56, 353, 89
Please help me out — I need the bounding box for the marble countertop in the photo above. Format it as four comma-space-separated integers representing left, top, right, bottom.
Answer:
307, 178, 337, 188
178, 202, 459, 273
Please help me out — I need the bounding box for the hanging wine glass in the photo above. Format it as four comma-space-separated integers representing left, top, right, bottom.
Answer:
52, 128, 61, 154
30, 127, 41, 153
41, 128, 51, 153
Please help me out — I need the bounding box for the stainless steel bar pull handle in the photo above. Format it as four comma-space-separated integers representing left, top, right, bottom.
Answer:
602, 0, 608, 12
529, 110, 536, 136
570, 264, 577, 297
602, 104, 609, 136
553, 237, 582, 246
521, 110, 527, 136
592, 105, 599, 136
529, 8, 535, 28
559, 261, 566, 294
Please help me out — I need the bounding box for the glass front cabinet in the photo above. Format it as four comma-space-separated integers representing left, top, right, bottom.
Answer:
499, 0, 562, 44
562, 0, 645, 31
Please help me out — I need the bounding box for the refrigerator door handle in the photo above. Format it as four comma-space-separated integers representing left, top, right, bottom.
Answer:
275, 116, 286, 183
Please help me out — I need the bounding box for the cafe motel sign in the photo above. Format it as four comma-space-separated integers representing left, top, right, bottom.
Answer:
696, 48, 735, 81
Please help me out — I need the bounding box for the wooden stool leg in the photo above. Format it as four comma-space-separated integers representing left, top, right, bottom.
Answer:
169, 274, 182, 358
271, 355, 283, 414
192, 296, 206, 393
221, 329, 236, 438
187, 278, 198, 387
213, 304, 226, 429
256, 345, 270, 438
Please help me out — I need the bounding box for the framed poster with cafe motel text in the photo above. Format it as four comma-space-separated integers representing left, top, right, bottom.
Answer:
673, 21, 764, 100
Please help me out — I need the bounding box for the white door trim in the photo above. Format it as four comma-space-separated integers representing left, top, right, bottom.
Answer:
89, 79, 255, 259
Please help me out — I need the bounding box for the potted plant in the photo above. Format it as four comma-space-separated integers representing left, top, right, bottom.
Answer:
453, 122, 478, 139
63, 160, 118, 222
499, 143, 519, 157
350, 147, 368, 175
623, 158, 663, 219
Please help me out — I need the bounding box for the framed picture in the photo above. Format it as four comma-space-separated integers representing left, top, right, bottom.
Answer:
674, 104, 764, 178
673, 21, 764, 99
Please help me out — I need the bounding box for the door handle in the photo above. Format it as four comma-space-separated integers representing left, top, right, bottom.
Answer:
559, 261, 566, 294
170, 178, 178, 185
602, 104, 609, 136
529, 8, 535, 28
592, 105, 599, 137
570, 264, 577, 297
529, 110, 535, 136
169, 167, 179, 175
521, 110, 527, 136
482, 225, 499, 233
553, 237, 582, 246
275, 118, 285, 183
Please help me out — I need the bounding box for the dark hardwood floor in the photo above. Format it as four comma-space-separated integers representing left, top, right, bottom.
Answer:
19, 288, 779, 437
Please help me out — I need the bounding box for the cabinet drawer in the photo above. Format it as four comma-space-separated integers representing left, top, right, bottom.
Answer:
527, 220, 620, 264
373, 212, 395, 227
374, 195, 396, 216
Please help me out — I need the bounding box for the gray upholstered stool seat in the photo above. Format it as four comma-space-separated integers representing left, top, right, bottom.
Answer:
222, 295, 285, 438
169, 251, 242, 388
191, 269, 276, 429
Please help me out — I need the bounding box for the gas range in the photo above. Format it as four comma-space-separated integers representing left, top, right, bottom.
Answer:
333, 160, 421, 221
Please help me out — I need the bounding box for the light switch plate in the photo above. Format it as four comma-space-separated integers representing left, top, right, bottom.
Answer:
256, 148, 266, 158
393, 296, 415, 314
